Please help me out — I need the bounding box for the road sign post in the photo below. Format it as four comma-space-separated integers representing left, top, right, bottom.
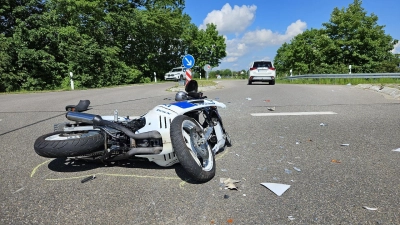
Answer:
204, 64, 211, 80
182, 54, 195, 85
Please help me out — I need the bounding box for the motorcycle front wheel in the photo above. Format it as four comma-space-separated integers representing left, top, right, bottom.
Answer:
170, 115, 216, 182
34, 131, 104, 158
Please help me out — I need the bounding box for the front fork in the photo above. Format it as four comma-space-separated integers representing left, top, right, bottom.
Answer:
203, 107, 228, 153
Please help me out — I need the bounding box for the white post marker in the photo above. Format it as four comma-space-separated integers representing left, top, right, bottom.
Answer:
154, 72, 157, 83
69, 72, 74, 90
349, 65, 352, 74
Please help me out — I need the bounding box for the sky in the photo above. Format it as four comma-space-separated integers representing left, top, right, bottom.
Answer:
183, 0, 400, 71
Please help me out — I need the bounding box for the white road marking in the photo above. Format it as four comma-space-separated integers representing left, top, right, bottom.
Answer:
251, 111, 337, 116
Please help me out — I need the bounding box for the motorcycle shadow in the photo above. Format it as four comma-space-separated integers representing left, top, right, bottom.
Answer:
46, 158, 196, 182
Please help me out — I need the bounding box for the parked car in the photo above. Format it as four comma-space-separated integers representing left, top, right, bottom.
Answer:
164, 67, 186, 81
247, 61, 276, 85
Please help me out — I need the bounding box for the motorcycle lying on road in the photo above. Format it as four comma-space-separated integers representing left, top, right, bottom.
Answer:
34, 80, 231, 182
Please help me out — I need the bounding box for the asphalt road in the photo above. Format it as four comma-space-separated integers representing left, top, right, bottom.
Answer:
1, 80, 399, 224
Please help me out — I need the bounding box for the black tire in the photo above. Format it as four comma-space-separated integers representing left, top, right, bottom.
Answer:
269, 80, 276, 85
247, 79, 252, 85
170, 115, 216, 182
34, 131, 104, 158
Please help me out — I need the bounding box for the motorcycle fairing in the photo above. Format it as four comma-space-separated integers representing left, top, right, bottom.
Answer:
134, 99, 226, 167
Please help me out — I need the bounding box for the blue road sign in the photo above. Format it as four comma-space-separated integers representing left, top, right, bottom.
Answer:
182, 54, 195, 69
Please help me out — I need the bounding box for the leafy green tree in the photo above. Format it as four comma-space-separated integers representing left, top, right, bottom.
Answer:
274, 0, 398, 76
184, 23, 226, 77
322, 0, 398, 72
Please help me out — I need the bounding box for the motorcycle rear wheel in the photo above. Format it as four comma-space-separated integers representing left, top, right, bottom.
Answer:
170, 115, 216, 182
34, 131, 104, 158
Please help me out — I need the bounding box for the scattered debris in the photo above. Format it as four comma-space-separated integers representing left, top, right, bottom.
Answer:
296, 141, 301, 145
243, 194, 246, 196
392, 148, 400, 152
235, 154, 240, 157
287, 162, 294, 165
260, 183, 291, 196
246, 97, 252, 100
331, 159, 341, 164
293, 167, 301, 172
288, 216, 295, 221
285, 169, 292, 174
224, 194, 229, 199
163, 97, 172, 100
341, 144, 350, 146
227, 218, 234, 224
81, 175, 96, 183
264, 99, 271, 102
320, 123, 328, 126
215, 97, 220, 100
220, 178, 240, 190
363, 206, 378, 211
267, 107, 275, 111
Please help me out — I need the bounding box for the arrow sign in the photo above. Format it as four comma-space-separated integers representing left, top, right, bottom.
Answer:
182, 54, 195, 69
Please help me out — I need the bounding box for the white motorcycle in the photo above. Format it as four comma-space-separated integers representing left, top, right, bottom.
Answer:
34, 80, 231, 182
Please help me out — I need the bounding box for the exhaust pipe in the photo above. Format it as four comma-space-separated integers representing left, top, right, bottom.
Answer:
66, 112, 161, 139
108, 147, 163, 161
66, 111, 99, 124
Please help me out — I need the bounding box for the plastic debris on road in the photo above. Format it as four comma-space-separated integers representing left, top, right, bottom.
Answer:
363, 206, 378, 211
341, 144, 350, 146
81, 175, 96, 183
293, 167, 301, 172
392, 148, 400, 152
285, 169, 292, 174
331, 159, 341, 163
260, 183, 291, 196
320, 123, 327, 126
267, 107, 275, 111
288, 216, 295, 221
220, 178, 240, 190
246, 97, 252, 100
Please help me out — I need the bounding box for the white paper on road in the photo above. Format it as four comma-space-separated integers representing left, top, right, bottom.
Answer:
392, 148, 400, 152
260, 183, 291, 196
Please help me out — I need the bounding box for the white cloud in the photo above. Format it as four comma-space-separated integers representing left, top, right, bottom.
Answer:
224, 20, 307, 63
392, 42, 400, 54
199, 3, 257, 35
241, 20, 307, 46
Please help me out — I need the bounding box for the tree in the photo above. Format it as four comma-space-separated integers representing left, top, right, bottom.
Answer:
185, 23, 226, 77
274, 0, 399, 76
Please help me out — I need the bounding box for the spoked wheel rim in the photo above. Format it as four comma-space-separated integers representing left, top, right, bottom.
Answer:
181, 120, 214, 172
44, 131, 99, 141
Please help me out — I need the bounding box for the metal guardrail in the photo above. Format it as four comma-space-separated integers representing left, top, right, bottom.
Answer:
284, 73, 400, 79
